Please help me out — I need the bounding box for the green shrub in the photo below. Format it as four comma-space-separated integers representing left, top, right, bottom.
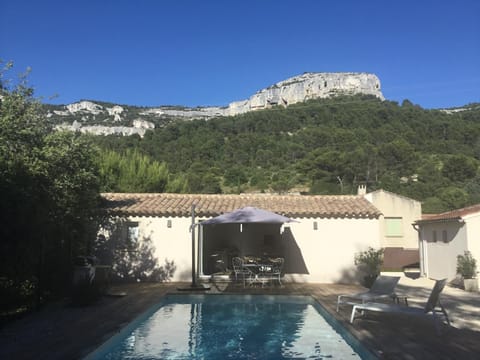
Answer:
457, 251, 477, 279
355, 247, 384, 287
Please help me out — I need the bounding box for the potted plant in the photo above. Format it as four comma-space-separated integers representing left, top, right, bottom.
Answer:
457, 251, 478, 292
354, 247, 384, 288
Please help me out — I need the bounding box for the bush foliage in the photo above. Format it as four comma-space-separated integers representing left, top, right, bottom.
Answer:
92, 96, 480, 212
0, 63, 103, 312
457, 251, 478, 279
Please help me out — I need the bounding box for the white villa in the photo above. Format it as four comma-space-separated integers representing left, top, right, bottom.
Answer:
102, 189, 423, 284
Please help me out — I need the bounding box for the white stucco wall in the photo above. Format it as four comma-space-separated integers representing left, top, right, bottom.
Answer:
128, 216, 195, 281
113, 215, 380, 284
420, 221, 467, 280
283, 217, 381, 283
365, 190, 421, 249
464, 213, 480, 270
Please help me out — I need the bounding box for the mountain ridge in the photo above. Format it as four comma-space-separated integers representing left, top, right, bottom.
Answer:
46, 72, 384, 136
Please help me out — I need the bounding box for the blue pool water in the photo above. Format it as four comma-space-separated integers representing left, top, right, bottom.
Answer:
85, 295, 375, 359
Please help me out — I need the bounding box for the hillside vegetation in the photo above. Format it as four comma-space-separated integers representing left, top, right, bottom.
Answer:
3, 61, 478, 313
92, 95, 480, 213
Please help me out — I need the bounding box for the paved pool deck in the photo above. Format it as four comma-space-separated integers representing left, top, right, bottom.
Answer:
0, 277, 479, 359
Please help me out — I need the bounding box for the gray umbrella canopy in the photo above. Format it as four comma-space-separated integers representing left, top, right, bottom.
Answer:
200, 206, 297, 225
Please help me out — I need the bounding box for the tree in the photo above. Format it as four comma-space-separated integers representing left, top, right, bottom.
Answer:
185, 162, 222, 193
0, 62, 102, 309
442, 155, 478, 182
98, 148, 169, 192
268, 169, 291, 193
39, 131, 103, 291
224, 166, 248, 187
422, 196, 445, 214
378, 139, 417, 175
438, 187, 469, 210
87, 92, 480, 208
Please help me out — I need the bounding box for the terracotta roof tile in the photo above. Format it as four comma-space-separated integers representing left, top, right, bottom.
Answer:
102, 193, 382, 219
418, 203, 480, 223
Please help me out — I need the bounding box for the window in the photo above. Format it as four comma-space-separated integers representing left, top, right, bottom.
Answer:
432, 230, 437, 242
442, 230, 448, 243
385, 217, 402, 237
126, 222, 139, 248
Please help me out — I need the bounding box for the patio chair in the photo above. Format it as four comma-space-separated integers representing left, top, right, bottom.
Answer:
336, 275, 401, 312
232, 257, 252, 287
350, 278, 451, 334
268, 257, 284, 286
248, 257, 285, 287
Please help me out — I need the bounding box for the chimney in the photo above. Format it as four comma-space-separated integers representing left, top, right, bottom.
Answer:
357, 185, 367, 196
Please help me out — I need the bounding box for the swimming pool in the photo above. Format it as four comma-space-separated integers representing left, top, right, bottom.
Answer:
85, 294, 375, 359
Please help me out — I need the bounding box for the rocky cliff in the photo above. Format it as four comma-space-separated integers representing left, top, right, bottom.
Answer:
226, 72, 383, 115
47, 72, 384, 136
144, 72, 383, 118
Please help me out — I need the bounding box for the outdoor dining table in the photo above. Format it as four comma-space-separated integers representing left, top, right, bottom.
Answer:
242, 261, 278, 287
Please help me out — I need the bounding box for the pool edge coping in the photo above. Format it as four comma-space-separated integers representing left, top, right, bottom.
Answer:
83, 292, 379, 360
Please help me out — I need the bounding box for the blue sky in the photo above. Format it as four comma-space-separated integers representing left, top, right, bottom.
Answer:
1, 0, 479, 109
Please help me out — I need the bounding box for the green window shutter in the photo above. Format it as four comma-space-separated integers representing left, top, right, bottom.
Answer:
385, 218, 403, 237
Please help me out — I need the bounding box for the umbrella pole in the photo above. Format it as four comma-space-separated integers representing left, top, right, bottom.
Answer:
178, 204, 210, 291
191, 204, 196, 287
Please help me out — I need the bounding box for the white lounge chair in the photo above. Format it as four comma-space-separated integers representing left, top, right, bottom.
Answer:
350, 278, 451, 334
336, 275, 401, 312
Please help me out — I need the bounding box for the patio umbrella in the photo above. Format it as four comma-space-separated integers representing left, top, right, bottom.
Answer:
200, 206, 297, 225
200, 207, 298, 273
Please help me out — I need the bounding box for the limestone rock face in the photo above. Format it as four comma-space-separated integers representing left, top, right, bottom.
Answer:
226, 72, 383, 115
49, 72, 384, 136
55, 122, 152, 137
66, 101, 103, 114
141, 72, 383, 119
106, 105, 124, 122
132, 119, 155, 129
139, 106, 225, 118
